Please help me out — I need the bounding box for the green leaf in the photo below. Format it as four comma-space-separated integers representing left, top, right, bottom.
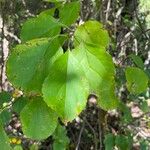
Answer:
119, 102, 132, 123
0, 91, 11, 107
140, 101, 149, 113
7, 38, 63, 94
13, 97, 28, 114
145, 69, 150, 79
125, 67, 149, 94
44, 0, 65, 2
39, 8, 55, 16
115, 135, 132, 150
74, 21, 109, 47
129, 54, 144, 69
53, 143, 65, 150
140, 140, 149, 150
73, 44, 118, 110
73, 21, 116, 110
53, 124, 69, 150
0, 121, 12, 150
98, 77, 119, 110
0, 110, 11, 125
20, 13, 61, 42
59, 1, 80, 26
104, 134, 115, 150
42, 51, 89, 121
29, 144, 39, 150
20, 97, 58, 140
13, 146, 22, 150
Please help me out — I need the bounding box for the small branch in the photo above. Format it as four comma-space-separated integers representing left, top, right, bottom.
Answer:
0, 2, 5, 91
98, 109, 107, 150
105, 0, 111, 22
98, 110, 103, 150
75, 120, 85, 150
84, 118, 98, 150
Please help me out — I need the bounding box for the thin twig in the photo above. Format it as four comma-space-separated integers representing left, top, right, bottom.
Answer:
105, 0, 111, 22
0, 2, 5, 91
84, 118, 98, 150
75, 121, 85, 150
98, 110, 103, 150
